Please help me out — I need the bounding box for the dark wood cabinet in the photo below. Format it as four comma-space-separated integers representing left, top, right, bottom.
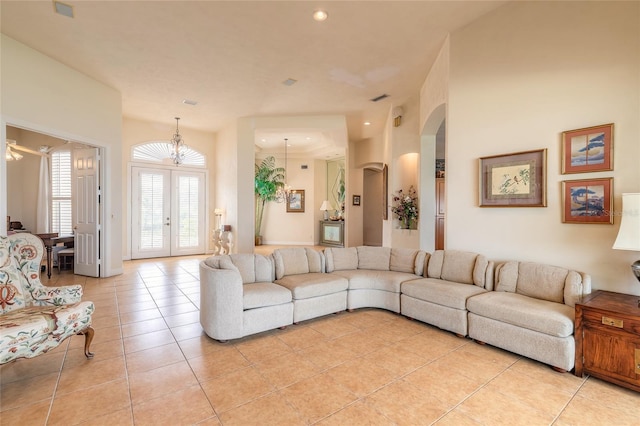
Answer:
575, 290, 640, 392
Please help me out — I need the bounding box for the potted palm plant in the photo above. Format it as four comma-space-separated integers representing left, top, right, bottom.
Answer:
255, 156, 285, 245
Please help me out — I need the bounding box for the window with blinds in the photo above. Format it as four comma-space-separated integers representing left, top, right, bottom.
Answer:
51, 150, 73, 235
139, 172, 165, 250
177, 175, 200, 248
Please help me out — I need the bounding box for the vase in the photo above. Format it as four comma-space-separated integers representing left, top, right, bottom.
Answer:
402, 217, 411, 229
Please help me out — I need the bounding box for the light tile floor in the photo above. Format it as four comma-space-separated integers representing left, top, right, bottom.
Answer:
1, 253, 640, 425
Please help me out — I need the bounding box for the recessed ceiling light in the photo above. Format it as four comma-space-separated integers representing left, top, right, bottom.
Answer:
53, 1, 74, 18
364, 122, 371, 126
182, 99, 198, 106
313, 10, 328, 22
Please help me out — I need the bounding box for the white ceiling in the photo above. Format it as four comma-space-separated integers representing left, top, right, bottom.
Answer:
0, 1, 505, 156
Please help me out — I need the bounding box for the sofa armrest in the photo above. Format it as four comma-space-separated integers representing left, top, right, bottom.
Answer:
30, 284, 83, 306
199, 261, 244, 340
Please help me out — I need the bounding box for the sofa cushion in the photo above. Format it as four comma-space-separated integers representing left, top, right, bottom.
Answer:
243, 283, 292, 310
275, 273, 348, 300
428, 250, 487, 287
273, 248, 310, 279
331, 270, 418, 292
402, 278, 486, 310
204, 255, 238, 272
390, 248, 424, 275
564, 270, 585, 308
305, 248, 324, 274
467, 292, 575, 338
325, 247, 358, 273
229, 254, 257, 284
495, 262, 518, 293
357, 246, 390, 271
516, 262, 568, 304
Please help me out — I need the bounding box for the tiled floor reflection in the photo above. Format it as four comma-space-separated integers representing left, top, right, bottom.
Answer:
1, 253, 640, 425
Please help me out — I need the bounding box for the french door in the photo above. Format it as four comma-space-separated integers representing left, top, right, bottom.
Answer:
131, 167, 205, 259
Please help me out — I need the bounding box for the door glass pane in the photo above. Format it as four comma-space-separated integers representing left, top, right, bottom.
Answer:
177, 175, 199, 248
139, 172, 164, 250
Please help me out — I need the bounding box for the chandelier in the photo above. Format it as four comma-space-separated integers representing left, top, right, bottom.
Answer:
275, 138, 293, 203
169, 117, 187, 165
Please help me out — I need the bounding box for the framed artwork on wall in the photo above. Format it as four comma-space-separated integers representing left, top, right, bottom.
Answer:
561, 178, 613, 224
353, 195, 361, 206
561, 123, 613, 174
479, 149, 547, 207
287, 190, 305, 213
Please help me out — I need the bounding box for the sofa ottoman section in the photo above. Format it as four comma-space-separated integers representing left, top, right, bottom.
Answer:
400, 250, 493, 336
273, 248, 348, 323
325, 246, 427, 313
467, 260, 591, 371
200, 254, 293, 341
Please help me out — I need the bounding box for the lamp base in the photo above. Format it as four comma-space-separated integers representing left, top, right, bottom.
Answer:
323, 211, 329, 221
632, 260, 640, 283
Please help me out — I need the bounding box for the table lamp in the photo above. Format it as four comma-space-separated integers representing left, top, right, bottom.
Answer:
612, 193, 640, 289
320, 200, 332, 221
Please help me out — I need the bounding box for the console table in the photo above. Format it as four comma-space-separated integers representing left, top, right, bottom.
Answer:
37, 233, 75, 279
319, 220, 344, 247
574, 290, 640, 392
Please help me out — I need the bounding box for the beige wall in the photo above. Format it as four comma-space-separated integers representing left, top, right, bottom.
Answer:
121, 117, 216, 258
259, 156, 318, 245
444, 1, 640, 294
1, 35, 123, 276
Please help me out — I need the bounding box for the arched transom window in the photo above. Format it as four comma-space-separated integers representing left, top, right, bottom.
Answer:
132, 142, 206, 167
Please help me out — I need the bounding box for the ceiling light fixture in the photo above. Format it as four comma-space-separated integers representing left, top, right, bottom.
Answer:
5, 141, 23, 161
276, 138, 294, 203
313, 10, 328, 21
364, 122, 371, 126
169, 117, 188, 165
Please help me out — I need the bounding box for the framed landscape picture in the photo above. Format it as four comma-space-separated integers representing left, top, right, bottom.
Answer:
287, 190, 305, 213
561, 123, 613, 174
479, 149, 547, 207
562, 178, 613, 224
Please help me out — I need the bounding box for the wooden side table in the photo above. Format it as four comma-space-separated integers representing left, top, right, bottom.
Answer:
575, 290, 640, 392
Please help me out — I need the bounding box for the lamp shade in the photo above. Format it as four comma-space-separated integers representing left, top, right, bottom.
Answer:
612, 193, 640, 251
320, 200, 332, 211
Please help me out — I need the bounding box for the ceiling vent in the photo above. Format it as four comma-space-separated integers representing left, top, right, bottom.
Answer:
53, 1, 74, 18
282, 78, 298, 86
370, 94, 389, 102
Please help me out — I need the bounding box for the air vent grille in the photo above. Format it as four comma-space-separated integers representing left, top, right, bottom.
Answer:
370, 94, 389, 102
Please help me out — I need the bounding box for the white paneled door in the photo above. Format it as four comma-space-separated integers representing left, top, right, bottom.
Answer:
73, 147, 100, 277
131, 167, 205, 259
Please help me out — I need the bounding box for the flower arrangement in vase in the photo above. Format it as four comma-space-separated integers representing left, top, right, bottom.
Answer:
391, 185, 418, 229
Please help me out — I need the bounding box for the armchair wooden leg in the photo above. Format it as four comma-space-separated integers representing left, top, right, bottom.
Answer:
81, 327, 95, 358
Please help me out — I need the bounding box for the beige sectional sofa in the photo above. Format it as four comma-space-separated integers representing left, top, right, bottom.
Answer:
199, 247, 590, 372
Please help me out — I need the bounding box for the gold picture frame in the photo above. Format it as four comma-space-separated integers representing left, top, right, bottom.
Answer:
286, 190, 305, 213
479, 149, 547, 207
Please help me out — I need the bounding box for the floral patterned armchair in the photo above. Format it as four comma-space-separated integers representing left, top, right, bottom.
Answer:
0, 233, 95, 364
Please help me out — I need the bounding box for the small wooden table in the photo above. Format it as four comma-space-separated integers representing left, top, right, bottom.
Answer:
37, 233, 75, 279
574, 290, 640, 392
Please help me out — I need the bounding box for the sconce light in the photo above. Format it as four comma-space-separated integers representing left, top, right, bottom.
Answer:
392, 106, 404, 127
